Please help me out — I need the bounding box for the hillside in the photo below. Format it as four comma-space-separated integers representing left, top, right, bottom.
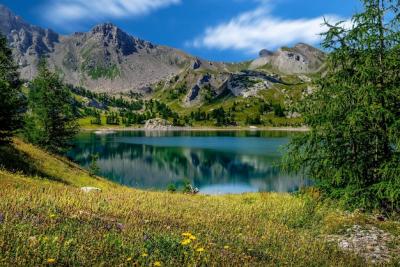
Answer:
0, 139, 399, 266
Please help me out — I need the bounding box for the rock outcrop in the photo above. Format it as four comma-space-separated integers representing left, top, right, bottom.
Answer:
250, 43, 326, 74
144, 118, 173, 130
81, 187, 102, 193
226, 70, 281, 98
327, 224, 399, 264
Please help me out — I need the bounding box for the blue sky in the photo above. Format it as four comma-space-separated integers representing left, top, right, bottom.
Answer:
1, 0, 361, 62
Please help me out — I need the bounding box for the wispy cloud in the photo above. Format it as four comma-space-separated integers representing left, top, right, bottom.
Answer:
43, 0, 181, 27
187, 4, 343, 54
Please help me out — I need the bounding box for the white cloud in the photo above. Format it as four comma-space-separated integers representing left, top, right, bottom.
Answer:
188, 6, 343, 54
44, 0, 181, 26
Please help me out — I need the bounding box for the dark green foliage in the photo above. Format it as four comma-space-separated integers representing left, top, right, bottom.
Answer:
210, 107, 236, 126
167, 183, 177, 193
201, 85, 214, 103
69, 85, 143, 111
190, 109, 208, 122
182, 180, 197, 194
144, 99, 178, 121
121, 111, 148, 125
273, 104, 285, 117
24, 61, 79, 154
284, 0, 400, 212
0, 34, 26, 143
168, 82, 187, 100
89, 154, 100, 177
259, 102, 273, 115
246, 115, 262, 125
90, 112, 102, 125
106, 112, 120, 125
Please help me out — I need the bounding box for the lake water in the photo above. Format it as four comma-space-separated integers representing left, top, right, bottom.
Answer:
68, 130, 309, 194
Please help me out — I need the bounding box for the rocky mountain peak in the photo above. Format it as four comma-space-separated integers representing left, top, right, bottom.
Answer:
91, 23, 119, 36
259, 49, 273, 57
89, 22, 155, 56
0, 4, 26, 33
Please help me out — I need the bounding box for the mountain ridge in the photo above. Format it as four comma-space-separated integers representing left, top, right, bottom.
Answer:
0, 4, 325, 95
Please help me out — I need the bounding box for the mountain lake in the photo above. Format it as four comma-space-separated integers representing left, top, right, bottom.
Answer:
68, 130, 310, 194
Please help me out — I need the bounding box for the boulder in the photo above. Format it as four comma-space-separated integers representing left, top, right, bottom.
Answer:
81, 187, 102, 193
144, 118, 173, 130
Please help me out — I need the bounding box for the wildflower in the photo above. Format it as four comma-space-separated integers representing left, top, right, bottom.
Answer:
189, 235, 196, 240
196, 247, 205, 252
181, 239, 192, 246
181, 232, 192, 237
154, 261, 162, 266
141, 253, 148, 257
49, 214, 56, 219
47, 258, 56, 264
126, 257, 132, 262
224, 245, 230, 249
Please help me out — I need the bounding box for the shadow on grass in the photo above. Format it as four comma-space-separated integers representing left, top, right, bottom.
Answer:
0, 143, 70, 185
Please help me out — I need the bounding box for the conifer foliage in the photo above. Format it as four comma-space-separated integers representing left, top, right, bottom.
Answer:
0, 34, 26, 143
24, 60, 79, 153
284, 0, 400, 211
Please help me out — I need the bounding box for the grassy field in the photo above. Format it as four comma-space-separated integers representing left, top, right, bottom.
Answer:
0, 140, 399, 266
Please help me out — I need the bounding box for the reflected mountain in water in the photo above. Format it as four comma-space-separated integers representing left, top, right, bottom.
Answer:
68, 131, 310, 194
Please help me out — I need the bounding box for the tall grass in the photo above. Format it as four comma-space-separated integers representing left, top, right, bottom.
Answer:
0, 140, 399, 266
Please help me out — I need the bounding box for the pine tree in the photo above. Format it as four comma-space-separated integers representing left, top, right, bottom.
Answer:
25, 60, 79, 153
284, 0, 400, 211
0, 34, 26, 143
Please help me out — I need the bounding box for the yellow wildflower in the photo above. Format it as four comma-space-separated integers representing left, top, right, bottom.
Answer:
154, 261, 162, 266
126, 257, 132, 262
189, 235, 196, 240
49, 214, 56, 219
196, 247, 205, 252
224, 245, 230, 249
141, 253, 148, 257
181, 239, 192, 246
181, 232, 192, 237
47, 258, 56, 264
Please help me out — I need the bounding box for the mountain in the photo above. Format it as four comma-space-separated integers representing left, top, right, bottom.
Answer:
49, 23, 195, 94
0, 5, 59, 79
0, 4, 325, 98
250, 43, 326, 73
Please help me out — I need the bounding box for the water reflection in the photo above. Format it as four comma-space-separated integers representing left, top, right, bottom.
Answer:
68, 131, 309, 194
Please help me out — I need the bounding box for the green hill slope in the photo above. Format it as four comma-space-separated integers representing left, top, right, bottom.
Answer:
0, 140, 399, 266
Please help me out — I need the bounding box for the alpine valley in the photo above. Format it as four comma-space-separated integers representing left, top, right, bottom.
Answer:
0, 4, 326, 128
